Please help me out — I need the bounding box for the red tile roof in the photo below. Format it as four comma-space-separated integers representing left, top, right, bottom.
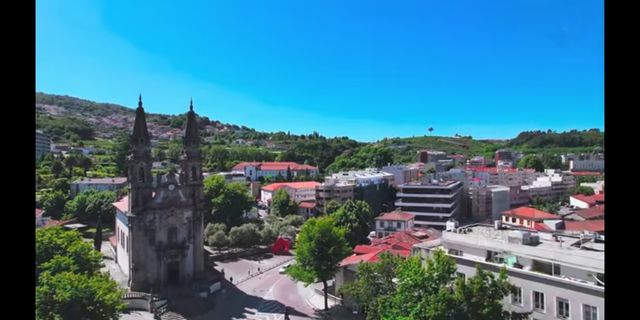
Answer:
112, 196, 129, 213
502, 207, 560, 221
571, 193, 605, 206
262, 181, 320, 192
375, 211, 415, 221
232, 162, 318, 172
36, 208, 44, 218
569, 171, 603, 176
574, 205, 605, 220
464, 166, 534, 173
564, 220, 605, 233
298, 201, 316, 209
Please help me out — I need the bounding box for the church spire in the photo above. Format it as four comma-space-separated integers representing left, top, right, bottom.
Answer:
184, 99, 199, 148
132, 95, 150, 148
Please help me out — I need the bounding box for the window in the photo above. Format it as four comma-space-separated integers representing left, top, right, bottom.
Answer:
583, 304, 597, 320
511, 286, 522, 305
397, 222, 402, 229
553, 264, 561, 276
556, 297, 570, 318
533, 291, 545, 312
448, 249, 463, 256
138, 167, 145, 182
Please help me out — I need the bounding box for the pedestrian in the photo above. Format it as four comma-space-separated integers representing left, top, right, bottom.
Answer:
258, 267, 261, 273
284, 306, 290, 320
229, 276, 233, 284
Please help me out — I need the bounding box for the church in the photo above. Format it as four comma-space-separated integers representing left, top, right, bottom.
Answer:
112, 96, 205, 292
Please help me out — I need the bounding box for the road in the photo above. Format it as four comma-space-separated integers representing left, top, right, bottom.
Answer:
195, 255, 317, 320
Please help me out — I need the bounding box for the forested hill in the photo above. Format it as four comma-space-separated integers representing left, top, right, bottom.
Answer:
35, 92, 603, 173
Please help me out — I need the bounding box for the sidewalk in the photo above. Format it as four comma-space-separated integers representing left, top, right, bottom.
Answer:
214, 254, 295, 285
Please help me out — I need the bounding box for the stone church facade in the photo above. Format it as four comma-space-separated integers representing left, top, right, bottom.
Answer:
113, 96, 205, 292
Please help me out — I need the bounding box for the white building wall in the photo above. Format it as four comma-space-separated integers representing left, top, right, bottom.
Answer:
115, 212, 130, 277
569, 197, 590, 209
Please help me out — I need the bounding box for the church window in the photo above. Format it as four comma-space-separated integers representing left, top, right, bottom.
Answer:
168, 227, 177, 244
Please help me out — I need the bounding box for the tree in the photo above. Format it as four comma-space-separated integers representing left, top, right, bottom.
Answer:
64, 155, 79, 177
571, 185, 595, 196
113, 133, 131, 176
340, 252, 403, 320
271, 189, 299, 217
323, 200, 342, 215
453, 266, 522, 320
517, 154, 544, 172
208, 230, 230, 251
541, 153, 561, 170
80, 156, 93, 176
331, 200, 373, 248
50, 178, 70, 195
204, 222, 227, 240
40, 191, 68, 219
51, 157, 64, 178
260, 225, 279, 245
286, 166, 292, 181
228, 223, 261, 248
65, 190, 116, 223
36, 272, 125, 320
36, 227, 104, 279
204, 175, 254, 228
286, 216, 351, 310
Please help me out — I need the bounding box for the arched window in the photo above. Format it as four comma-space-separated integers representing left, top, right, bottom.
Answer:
138, 167, 145, 182
191, 167, 197, 181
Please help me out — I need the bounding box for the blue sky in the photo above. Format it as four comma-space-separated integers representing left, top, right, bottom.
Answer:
36, 0, 603, 142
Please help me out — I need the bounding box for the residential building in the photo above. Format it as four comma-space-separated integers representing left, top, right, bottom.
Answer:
36, 130, 51, 160
447, 154, 466, 165
495, 149, 516, 164
232, 161, 319, 181
216, 171, 247, 183
328, 169, 394, 187
336, 228, 442, 310
315, 178, 355, 213
413, 224, 604, 320
581, 181, 604, 194
468, 156, 486, 167
570, 160, 604, 172
374, 211, 416, 238
381, 164, 421, 186
71, 177, 128, 197
520, 170, 576, 202
565, 205, 605, 221
396, 180, 463, 228
501, 207, 562, 232
417, 150, 447, 163
297, 201, 316, 219
261, 181, 320, 204
469, 185, 510, 222
570, 193, 605, 209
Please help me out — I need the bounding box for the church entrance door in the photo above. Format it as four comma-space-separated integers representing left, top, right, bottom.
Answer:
167, 262, 180, 286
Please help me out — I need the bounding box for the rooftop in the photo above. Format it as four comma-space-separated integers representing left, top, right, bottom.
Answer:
443, 224, 604, 273
262, 181, 321, 192
73, 177, 127, 184
574, 205, 605, 220
232, 161, 318, 171
564, 220, 605, 233
501, 207, 560, 221
375, 211, 415, 221
571, 193, 605, 206
401, 180, 460, 187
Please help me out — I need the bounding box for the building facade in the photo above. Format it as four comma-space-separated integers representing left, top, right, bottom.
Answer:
469, 185, 510, 222
381, 164, 421, 186
413, 224, 604, 320
395, 180, 462, 228
328, 169, 394, 187
36, 130, 51, 160
260, 181, 320, 204
71, 177, 127, 197
570, 160, 605, 172
112, 97, 205, 292
374, 211, 415, 238
315, 179, 355, 213
232, 162, 319, 181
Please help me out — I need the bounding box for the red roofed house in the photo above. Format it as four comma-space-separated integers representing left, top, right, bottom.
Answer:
232, 161, 319, 181
297, 201, 317, 219
335, 228, 441, 308
36, 208, 46, 228
564, 220, 605, 234
501, 207, 562, 231
570, 193, 605, 209
570, 205, 605, 221
375, 211, 416, 237
261, 181, 320, 204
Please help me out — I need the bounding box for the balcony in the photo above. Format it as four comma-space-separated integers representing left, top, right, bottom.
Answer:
395, 201, 456, 208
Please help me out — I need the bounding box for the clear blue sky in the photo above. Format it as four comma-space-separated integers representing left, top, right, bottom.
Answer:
36, 0, 603, 142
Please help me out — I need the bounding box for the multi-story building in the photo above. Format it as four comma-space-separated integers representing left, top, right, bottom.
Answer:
328, 169, 394, 187
71, 177, 128, 197
521, 170, 576, 202
381, 164, 421, 186
468, 156, 486, 167
570, 193, 605, 209
469, 185, 510, 222
36, 130, 51, 160
232, 161, 319, 181
315, 178, 355, 213
374, 211, 416, 238
396, 180, 462, 228
413, 224, 604, 320
570, 160, 605, 172
580, 181, 604, 194
216, 171, 247, 183
261, 181, 320, 204
501, 207, 562, 231
417, 150, 447, 163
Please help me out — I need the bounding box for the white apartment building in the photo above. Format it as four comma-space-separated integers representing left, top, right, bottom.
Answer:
413, 224, 604, 320
328, 169, 394, 187
36, 129, 51, 160
70, 177, 128, 197
570, 160, 604, 172
396, 180, 462, 228
260, 181, 320, 204
521, 170, 576, 201
232, 162, 319, 181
